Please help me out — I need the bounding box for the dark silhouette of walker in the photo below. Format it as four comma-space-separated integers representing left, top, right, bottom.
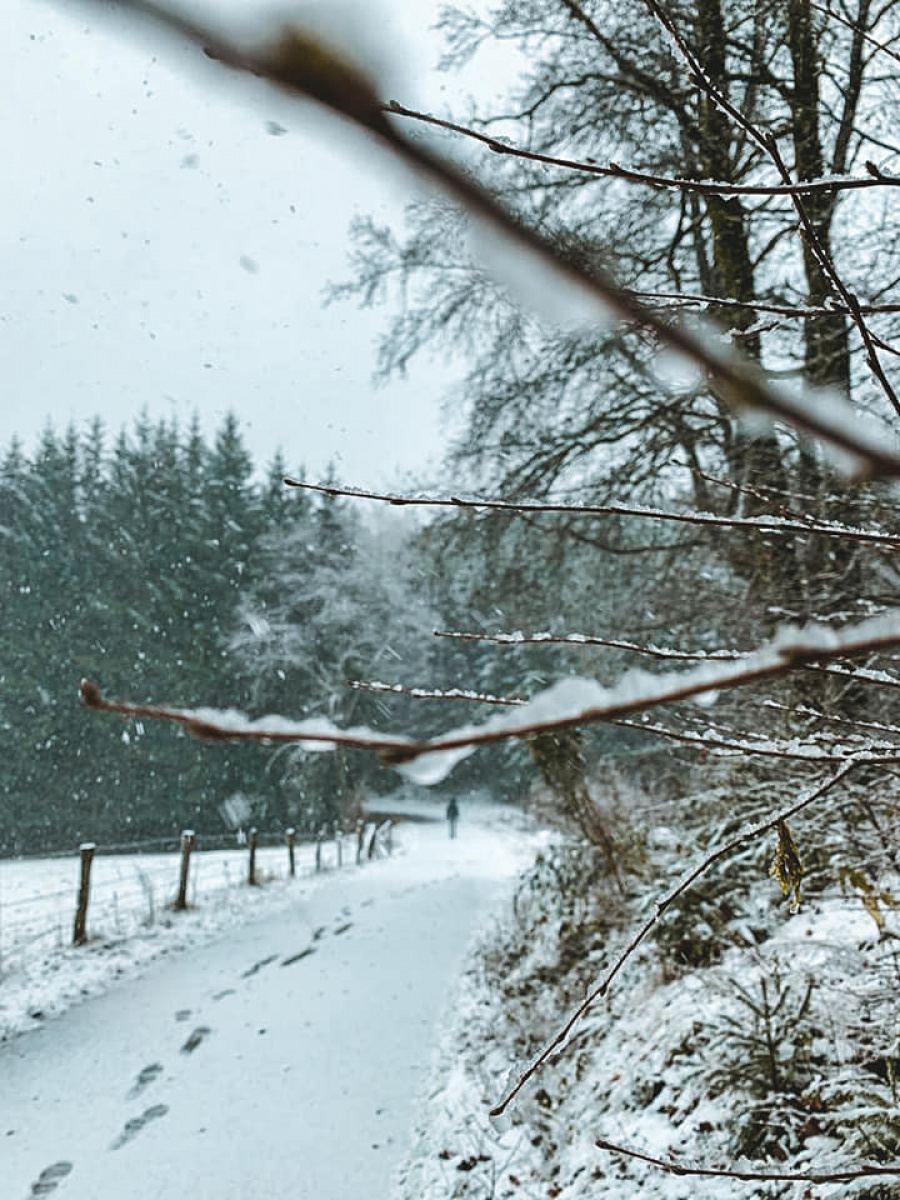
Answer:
446, 798, 459, 839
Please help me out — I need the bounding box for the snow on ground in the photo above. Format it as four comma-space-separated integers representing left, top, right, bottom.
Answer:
395, 836, 900, 1200
1, 803, 540, 1200
0, 795, 532, 1043
1, 835, 350, 1041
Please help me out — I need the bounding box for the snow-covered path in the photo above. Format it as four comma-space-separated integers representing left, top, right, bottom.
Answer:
0, 817, 531, 1200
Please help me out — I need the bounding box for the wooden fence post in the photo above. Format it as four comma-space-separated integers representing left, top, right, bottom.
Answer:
356, 820, 366, 865
248, 827, 258, 886
382, 820, 393, 856
286, 828, 296, 878
367, 823, 379, 860
174, 829, 195, 911
315, 828, 324, 873
73, 842, 95, 945
334, 823, 343, 869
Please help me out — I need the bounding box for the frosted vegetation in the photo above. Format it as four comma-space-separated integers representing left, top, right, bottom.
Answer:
6, 0, 900, 1193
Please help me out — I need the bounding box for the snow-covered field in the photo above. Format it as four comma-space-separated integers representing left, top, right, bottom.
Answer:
1, 824, 384, 1041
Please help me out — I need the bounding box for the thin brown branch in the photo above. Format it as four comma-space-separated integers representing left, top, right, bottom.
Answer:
383, 100, 899, 197
77, 678, 412, 753
284, 479, 900, 547
81, 0, 900, 478
594, 1135, 900, 1183
80, 615, 900, 768
489, 763, 856, 1116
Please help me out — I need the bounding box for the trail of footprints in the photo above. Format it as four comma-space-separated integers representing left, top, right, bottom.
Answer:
25, 911, 357, 1196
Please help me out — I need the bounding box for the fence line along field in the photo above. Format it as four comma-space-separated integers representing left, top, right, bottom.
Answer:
0, 823, 393, 1036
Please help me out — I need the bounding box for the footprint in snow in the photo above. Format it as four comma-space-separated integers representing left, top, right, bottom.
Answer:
26, 1161, 72, 1197
241, 954, 279, 979
180, 1026, 211, 1054
312, 926, 327, 942
129, 1063, 163, 1098
174, 1009, 192, 1023
212, 988, 235, 1002
332, 922, 353, 936
281, 947, 316, 967
110, 1105, 169, 1151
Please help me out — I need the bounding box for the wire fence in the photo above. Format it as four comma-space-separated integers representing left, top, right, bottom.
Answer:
0, 821, 393, 978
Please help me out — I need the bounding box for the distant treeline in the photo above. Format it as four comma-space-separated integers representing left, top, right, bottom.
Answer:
1, 413, 642, 857
0, 414, 387, 855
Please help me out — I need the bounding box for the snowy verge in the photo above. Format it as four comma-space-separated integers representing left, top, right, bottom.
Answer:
393, 835, 900, 1200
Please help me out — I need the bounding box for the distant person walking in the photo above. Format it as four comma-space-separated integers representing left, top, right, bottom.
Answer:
446, 798, 459, 839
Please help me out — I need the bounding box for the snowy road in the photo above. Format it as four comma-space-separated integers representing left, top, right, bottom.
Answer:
0, 817, 531, 1200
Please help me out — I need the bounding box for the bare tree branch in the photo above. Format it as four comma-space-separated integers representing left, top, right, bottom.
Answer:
594, 1135, 900, 1183
284, 479, 900, 547
383, 99, 900, 197
79, 613, 900, 769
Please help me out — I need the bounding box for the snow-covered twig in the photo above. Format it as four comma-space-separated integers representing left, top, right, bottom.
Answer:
594, 1135, 900, 1183
761, 697, 900, 739
284, 480, 900, 547
436, 628, 900, 693
347, 679, 525, 706
383, 99, 900, 198
80, 613, 900, 781
489, 763, 856, 1117
349, 677, 900, 762
630, 289, 900, 319
614, 716, 900, 762
433, 628, 742, 661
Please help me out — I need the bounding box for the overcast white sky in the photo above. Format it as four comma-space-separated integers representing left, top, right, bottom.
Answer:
2, 0, 495, 485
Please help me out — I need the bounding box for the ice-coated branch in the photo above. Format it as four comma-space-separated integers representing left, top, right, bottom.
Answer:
347, 679, 525, 706
284, 479, 900, 547
77, 0, 900, 477
433, 628, 743, 661
435, 628, 900, 694
489, 762, 856, 1117
80, 613, 900, 778
614, 716, 900, 762
594, 1136, 900, 1183
383, 99, 899, 198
